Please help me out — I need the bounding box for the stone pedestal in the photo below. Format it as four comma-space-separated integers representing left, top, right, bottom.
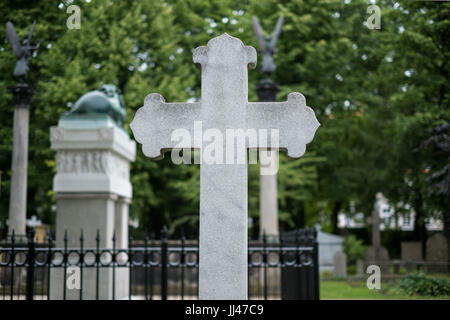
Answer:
49, 120, 135, 300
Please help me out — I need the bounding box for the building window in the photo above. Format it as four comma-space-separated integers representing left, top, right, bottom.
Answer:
403, 214, 411, 226
385, 217, 392, 228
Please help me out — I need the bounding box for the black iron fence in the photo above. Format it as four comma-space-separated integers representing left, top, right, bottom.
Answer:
0, 228, 319, 300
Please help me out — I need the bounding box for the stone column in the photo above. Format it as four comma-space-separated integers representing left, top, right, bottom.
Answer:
49, 120, 135, 300
7, 84, 35, 236
255, 78, 280, 298
256, 78, 280, 240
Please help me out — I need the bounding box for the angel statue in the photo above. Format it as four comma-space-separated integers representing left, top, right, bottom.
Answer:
252, 16, 284, 76
5, 21, 39, 81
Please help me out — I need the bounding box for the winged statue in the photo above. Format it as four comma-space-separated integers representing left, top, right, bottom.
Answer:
5, 21, 38, 81
252, 15, 284, 76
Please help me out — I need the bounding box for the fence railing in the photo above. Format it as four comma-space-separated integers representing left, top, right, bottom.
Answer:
0, 228, 319, 300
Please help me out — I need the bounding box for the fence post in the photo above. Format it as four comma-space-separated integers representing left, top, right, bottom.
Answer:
10, 230, 15, 300
263, 231, 268, 300
26, 228, 36, 300
161, 226, 168, 300
180, 229, 185, 300
313, 228, 320, 300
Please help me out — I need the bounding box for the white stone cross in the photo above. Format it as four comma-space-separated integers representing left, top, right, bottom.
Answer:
130, 33, 320, 300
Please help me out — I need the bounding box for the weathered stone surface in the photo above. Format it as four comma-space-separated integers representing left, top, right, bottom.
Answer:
356, 259, 364, 275
426, 233, 448, 273
333, 251, 347, 277
130, 33, 320, 300
259, 158, 279, 238
401, 241, 423, 261
130, 36, 319, 160
7, 84, 35, 236
8, 105, 29, 236
50, 126, 135, 198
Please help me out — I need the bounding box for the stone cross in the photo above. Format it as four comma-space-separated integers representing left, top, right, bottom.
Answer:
26, 215, 42, 228
130, 34, 320, 299
365, 193, 390, 273
371, 194, 382, 255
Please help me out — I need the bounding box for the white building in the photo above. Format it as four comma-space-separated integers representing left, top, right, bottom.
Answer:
338, 193, 443, 231
316, 226, 344, 272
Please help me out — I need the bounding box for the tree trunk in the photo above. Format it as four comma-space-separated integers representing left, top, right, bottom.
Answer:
443, 210, 450, 272
412, 191, 427, 260
331, 201, 342, 235
296, 201, 305, 229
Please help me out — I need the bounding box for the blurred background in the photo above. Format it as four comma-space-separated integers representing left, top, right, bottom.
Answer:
0, 0, 448, 299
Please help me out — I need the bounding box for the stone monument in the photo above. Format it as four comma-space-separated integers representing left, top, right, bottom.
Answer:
333, 251, 347, 277
130, 34, 320, 299
5, 21, 38, 236
365, 193, 390, 273
426, 233, 448, 273
50, 85, 136, 299
252, 16, 284, 239
401, 241, 423, 272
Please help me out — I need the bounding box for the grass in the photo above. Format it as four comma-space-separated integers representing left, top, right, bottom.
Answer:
320, 279, 450, 300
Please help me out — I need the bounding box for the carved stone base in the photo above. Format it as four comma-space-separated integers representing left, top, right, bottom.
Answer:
50, 125, 136, 198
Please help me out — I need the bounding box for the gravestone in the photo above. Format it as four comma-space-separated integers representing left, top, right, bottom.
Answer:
50, 85, 136, 299
356, 259, 364, 275
365, 195, 390, 273
130, 34, 320, 299
426, 233, 448, 273
401, 242, 422, 261
401, 241, 423, 272
333, 251, 347, 277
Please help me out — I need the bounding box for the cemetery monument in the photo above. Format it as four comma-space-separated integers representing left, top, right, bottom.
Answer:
252, 16, 284, 239
131, 33, 320, 299
50, 85, 136, 299
5, 21, 38, 236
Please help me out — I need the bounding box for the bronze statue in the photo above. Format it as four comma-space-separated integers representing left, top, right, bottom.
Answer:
5, 21, 39, 82
252, 16, 284, 76
65, 84, 127, 128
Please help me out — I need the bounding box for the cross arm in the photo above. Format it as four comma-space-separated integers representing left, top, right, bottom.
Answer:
246, 92, 320, 158
130, 93, 201, 159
